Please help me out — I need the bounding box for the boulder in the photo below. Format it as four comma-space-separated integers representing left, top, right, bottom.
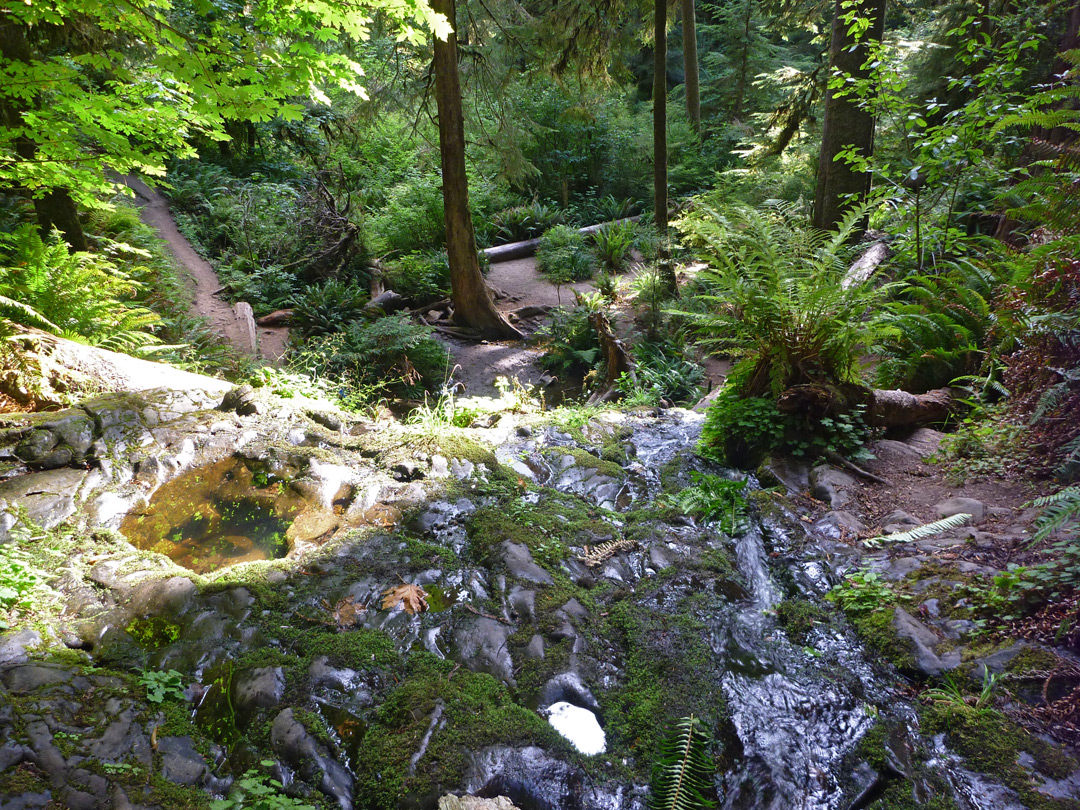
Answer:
933, 497, 986, 524
500, 542, 553, 586
809, 465, 857, 508
891, 607, 960, 677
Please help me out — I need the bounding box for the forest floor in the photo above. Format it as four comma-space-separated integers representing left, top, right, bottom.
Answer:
126, 176, 290, 363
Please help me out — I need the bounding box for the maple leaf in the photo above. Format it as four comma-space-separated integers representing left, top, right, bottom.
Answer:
381, 583, 428, 615
333, 595, 364, 629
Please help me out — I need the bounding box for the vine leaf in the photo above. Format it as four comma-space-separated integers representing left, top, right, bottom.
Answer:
381, 583, 428, 615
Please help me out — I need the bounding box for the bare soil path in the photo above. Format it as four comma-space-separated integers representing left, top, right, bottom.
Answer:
123, 176, 289, 363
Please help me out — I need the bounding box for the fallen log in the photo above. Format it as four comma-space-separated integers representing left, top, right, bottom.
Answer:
482, 216, 642, 263
257, 309, 294, 327
867, 387, 958, 428
776, 383, 959, 428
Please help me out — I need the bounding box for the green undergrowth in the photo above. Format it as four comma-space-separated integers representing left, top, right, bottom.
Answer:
354, 652, 568, 809
776, 598, 833, 645
846, 721, 959, 810
600, 594, 726, 780
828, 572, 920, 672
921, 703, 1079, 810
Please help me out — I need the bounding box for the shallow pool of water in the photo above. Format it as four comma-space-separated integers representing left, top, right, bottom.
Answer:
121, 457, 305, 573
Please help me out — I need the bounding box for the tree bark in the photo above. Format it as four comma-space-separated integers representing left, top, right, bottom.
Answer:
681, 0, 701, 133
587, 310, 637, 404
0, 20, 87, 252
430, 0, 522, 339
776, 383, 958, 427
654, 0, 678, 296
732, 0, 753, 121
812, 0, 886, 233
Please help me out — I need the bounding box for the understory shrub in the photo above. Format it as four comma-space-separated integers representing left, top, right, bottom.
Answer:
536, 225, 594, 282
593, 220, 638, 273
491, 203, 565, 243
383, 250, 451, 304
537, 303, 603, 382
0, 225, 162, 352
874, 252, 1016, 393
618, 339, 704, 405
698, 382, 872, 467
291, 280, 370, 337
292, 316, 449, 402
675, 201, 894, 397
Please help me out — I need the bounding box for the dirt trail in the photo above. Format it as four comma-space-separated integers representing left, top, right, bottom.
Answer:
123, 176, 289, 363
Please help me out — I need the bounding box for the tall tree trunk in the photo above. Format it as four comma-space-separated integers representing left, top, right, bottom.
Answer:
681, 0, 701, 132
0, 20, 87, 252
655, 0, 677, 296
812, 0, 886, 233
732, 0, 753, 121
430, 0, 521, 339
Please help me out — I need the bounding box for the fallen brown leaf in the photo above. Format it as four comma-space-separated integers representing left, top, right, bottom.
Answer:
381, 583, 428, 615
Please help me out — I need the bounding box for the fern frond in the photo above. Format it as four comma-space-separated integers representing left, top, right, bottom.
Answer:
648, 714, 716, 810
1026, 487, 1080, 545
1056, 435, 1080, 482
863, 513, 972, 548
0, 295, 59, 333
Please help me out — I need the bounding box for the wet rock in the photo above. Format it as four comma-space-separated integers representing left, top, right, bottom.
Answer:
271, 708, 353, 809
463, 746, 585, 810
508, 587, 535, 621
44, 411, 96, 457
902, 428, 945, 458
818, 510, 865, 537
878, 556, 924, 582
308, 410, 344, 432
881, 510, 920, 534
523, 635, 545, 660
87, 708, 151, 764
891, 607, 960, 676
218, 384, 260, 416
933, 497, 985, 524
539, 672, 602, 715
129, 576, 196, 616
1, 663, 75, 694
756, 456, 811, 494
559, 599, 589, 621
0, 629, 42, 666
60, 788, 97, 810
158, 736, 209, 786
810, 466, 857, 508
393, 460, 424, 481
439, 796, 520, 810
14, 429, 58, 464
500, 542, 553, 586
452, 617, 516, 686
234, 666, 286, 716
868, 439, 924, 468
0, 467, 87, 527
969, 642, 1032, 681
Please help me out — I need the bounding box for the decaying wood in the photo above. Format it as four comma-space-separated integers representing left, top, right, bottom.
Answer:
776, 383, 958, 428
586, 310, 636, 404
257, 309, 294, 327
867, 387, 957, 427
825, 449, 890, 485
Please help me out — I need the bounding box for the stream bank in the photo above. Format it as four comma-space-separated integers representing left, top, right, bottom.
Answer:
0, 376, 1077, 810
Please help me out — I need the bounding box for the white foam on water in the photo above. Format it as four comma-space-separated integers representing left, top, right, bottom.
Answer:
543, 701, 606, 755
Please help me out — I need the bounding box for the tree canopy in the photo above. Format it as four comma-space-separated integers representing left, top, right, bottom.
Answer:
0, 0, 450, 207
